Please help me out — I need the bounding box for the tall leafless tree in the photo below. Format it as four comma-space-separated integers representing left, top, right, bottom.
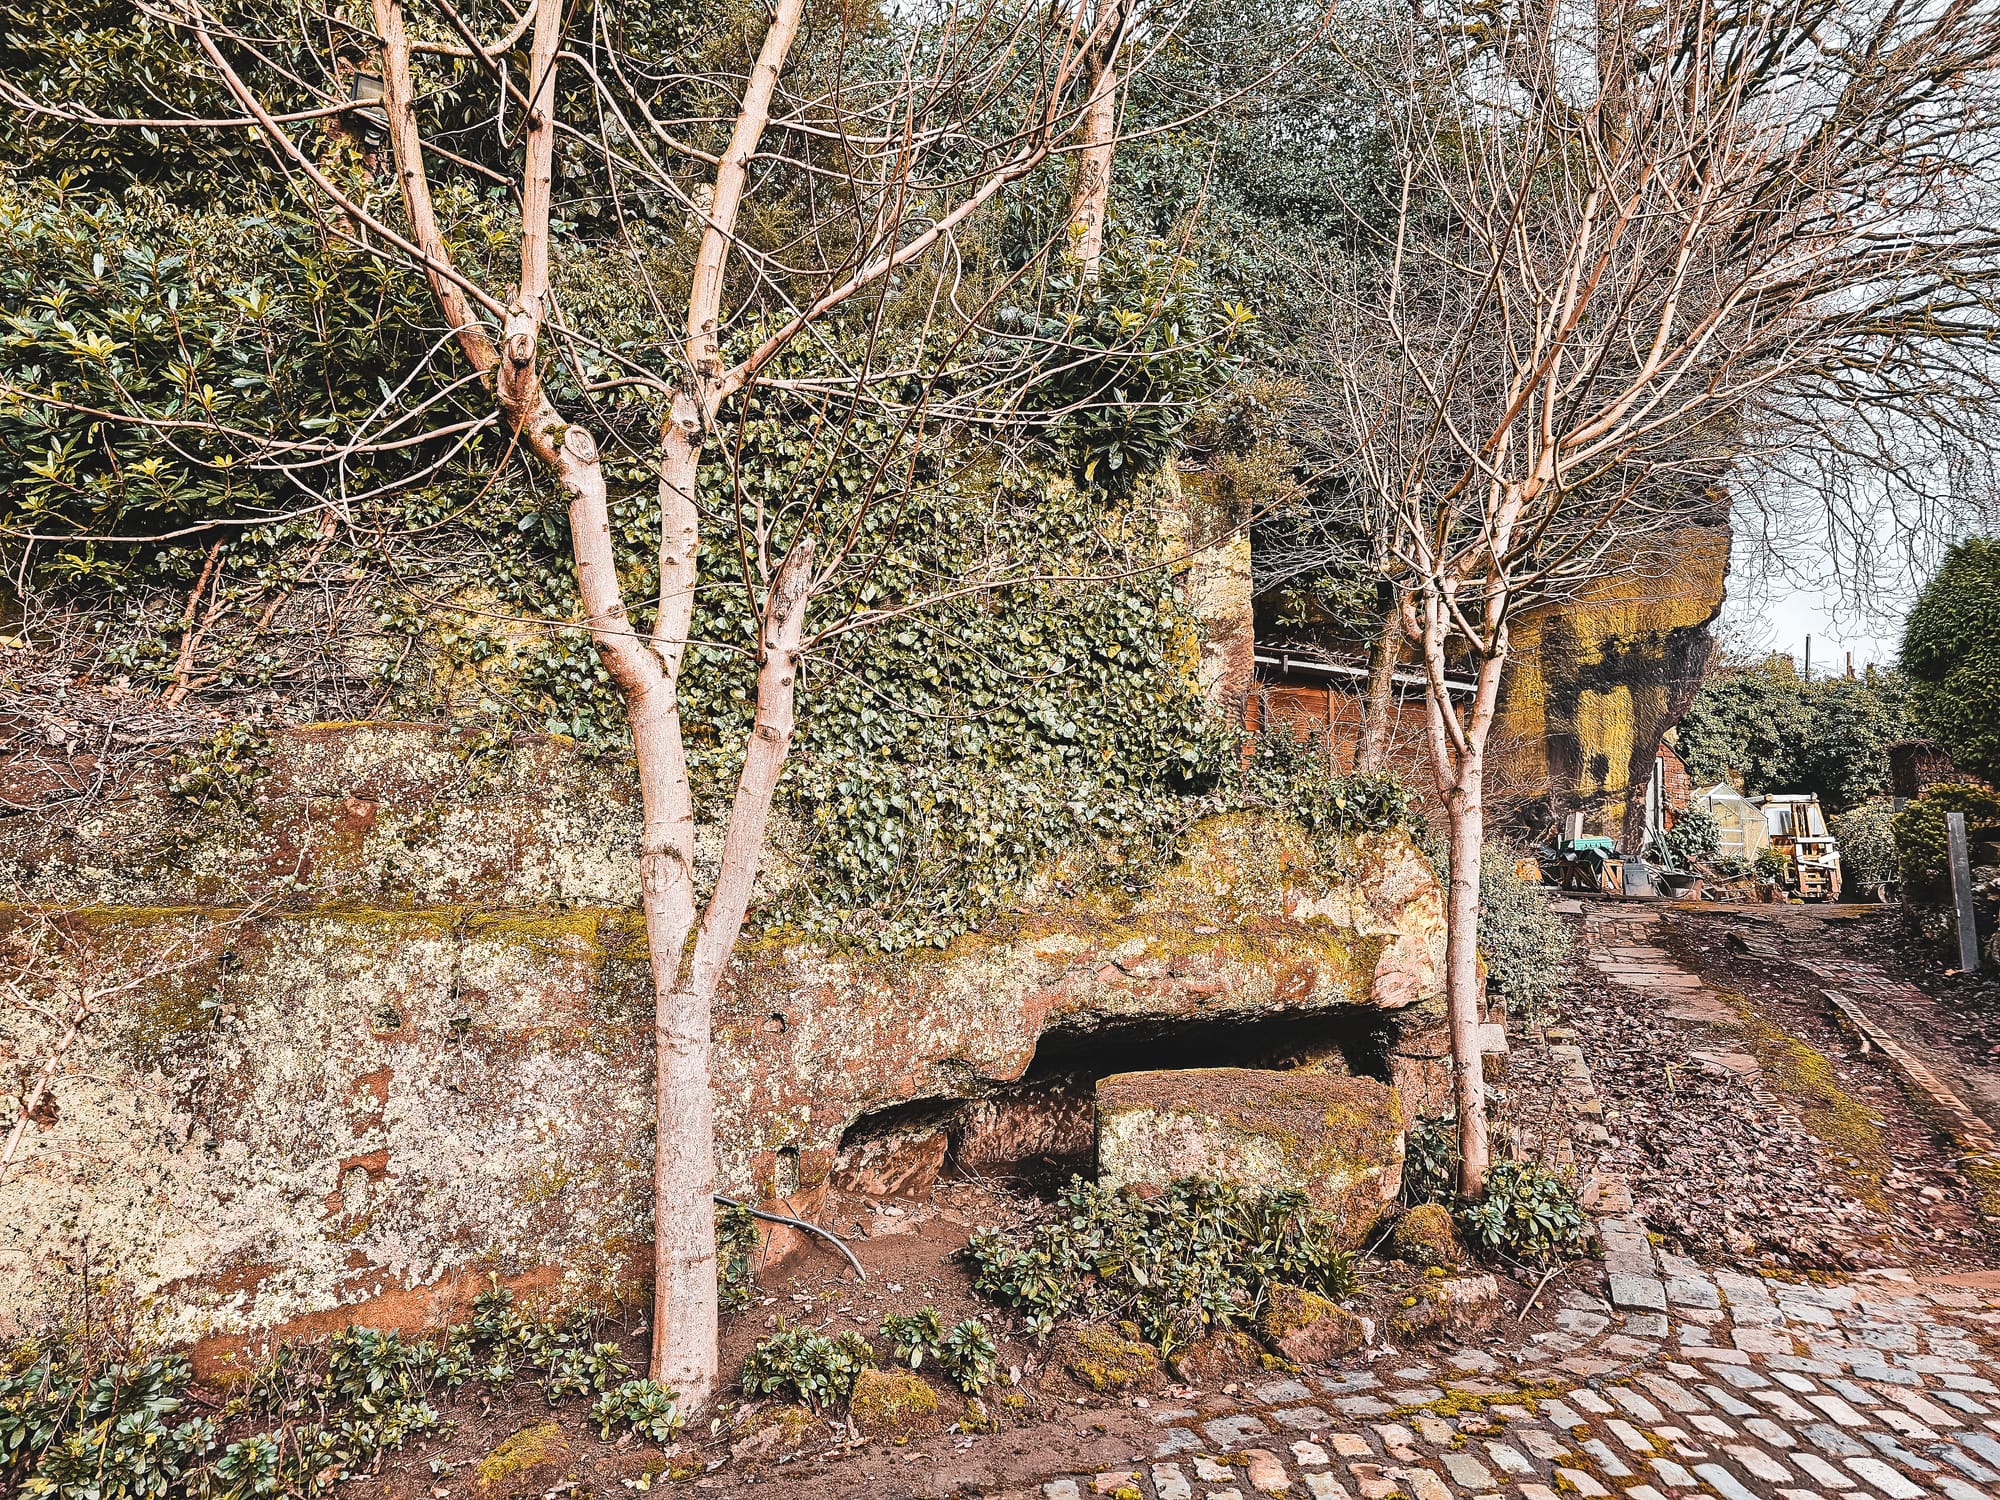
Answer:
1308, 0, 2000, 1193
7, 0, 1226, 1405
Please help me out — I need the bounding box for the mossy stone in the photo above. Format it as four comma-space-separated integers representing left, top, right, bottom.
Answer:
1167, 1327, 1262, 1387
848, 1367, 944, 1438
1390, 1203, 1465, 1268
1257, 1283, 1368, 1365
474, 1421, 569, 1495
1057, 1324, 1162, 1394
1096, 1067, 1405, 1245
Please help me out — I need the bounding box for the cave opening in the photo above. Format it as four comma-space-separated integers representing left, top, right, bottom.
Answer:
832, 1005, 1398, 1198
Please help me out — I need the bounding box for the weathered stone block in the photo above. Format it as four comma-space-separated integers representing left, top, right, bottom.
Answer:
1095, 1068, 1403, 1242
828, 1127, 949, 1200
1387, 1273, 1503, 1341
1257, 1283, 1368, 1365
0, 726, 1451, 1346
1169, 1327, 1263, 1386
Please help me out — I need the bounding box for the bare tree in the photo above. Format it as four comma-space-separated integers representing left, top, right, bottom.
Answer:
1067, 0, 1135, 274
19, 0, 1216, 1405
1310, 0, 2000, 1192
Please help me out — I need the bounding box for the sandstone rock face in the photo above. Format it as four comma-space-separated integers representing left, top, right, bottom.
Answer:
1095, 1068, 1404, 1241
0, 724, 1446, 1346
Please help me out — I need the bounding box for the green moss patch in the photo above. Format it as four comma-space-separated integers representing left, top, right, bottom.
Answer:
474, 1421, 569, 1494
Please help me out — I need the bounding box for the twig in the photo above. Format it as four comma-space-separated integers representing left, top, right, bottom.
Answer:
1517, 1260, 1563, 1322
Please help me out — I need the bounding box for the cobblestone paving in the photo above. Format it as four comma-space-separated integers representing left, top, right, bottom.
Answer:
1023, 904, 2000, 1500
1028, 1272, 2000, 1500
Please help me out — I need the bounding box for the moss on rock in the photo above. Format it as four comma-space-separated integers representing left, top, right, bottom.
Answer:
1057, 1324, 1162, 1394
848, 1367, 945, 1438
1389, 1203, 1465, 1268
1257, 1283, 1367, 1365
474, 1421, 569, 1495
1169, 1328, 1262, 1387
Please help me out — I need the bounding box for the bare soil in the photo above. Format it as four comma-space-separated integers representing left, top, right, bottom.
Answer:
333, 1168, 1599, 1500
1569, 902, 1995, 1272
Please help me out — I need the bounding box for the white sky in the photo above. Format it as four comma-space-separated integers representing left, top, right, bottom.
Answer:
1751, 585, 1904, 677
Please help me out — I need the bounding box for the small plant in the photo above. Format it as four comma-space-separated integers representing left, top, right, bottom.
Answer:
1, 1352, 218, 1500
937, 1320, 998, 1395
740, 1326, 874, 1411
1754, 846, 1794, 887
1402, 1115, 1461, 1205
1454, 1161, 1590, 1265
1242, 729, 1416, 851
167, 722, 271, 821
716, 1202, 761, 1314
544, 1341, 631, 1399
590, 1379, 680, 1442
879, 1308, 947, 1370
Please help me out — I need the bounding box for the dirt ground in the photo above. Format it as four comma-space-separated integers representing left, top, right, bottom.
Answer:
335, 1169, 1603, 1500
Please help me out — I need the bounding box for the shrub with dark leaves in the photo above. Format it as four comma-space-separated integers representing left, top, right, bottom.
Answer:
1454, 1161, 1591, 1265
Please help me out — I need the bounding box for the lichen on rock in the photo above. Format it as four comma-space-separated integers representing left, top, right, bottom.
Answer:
1095, 1067, 1404, 1244
1056, 1325, 1162, 1393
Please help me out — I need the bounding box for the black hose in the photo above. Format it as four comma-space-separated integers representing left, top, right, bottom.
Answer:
713, 1194, 867, 1281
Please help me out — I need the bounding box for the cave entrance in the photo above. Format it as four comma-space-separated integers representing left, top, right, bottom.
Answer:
831, 1005, 1396, 1199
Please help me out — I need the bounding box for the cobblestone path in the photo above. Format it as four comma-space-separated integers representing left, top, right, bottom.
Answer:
1025, 1252, 2000, 1500
1019, 902, 2000, 1500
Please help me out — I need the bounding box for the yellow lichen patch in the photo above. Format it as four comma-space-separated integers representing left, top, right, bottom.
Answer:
1726, 993, 1891, 1209
474, 1421, 569, 1494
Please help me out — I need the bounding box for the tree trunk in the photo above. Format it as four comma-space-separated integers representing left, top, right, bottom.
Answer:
1066, 0, 1126, 274
1357, 600, 1402, 774
1444, 762, 1492, 1197
650, 540, 816, 1401
1413, 592, 1503, 1200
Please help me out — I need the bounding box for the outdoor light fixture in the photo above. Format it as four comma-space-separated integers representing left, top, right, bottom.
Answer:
347, 70, 389, 141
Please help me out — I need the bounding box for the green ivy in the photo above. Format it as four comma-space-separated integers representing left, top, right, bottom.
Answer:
1, 1284, 664, 1500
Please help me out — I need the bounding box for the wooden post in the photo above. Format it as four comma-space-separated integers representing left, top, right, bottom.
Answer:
1948, 811, 1981, 974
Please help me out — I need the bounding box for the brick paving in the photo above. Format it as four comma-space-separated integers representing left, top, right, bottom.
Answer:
1019, 904, 2000, 1500
1025, 1250, 2000, 1500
